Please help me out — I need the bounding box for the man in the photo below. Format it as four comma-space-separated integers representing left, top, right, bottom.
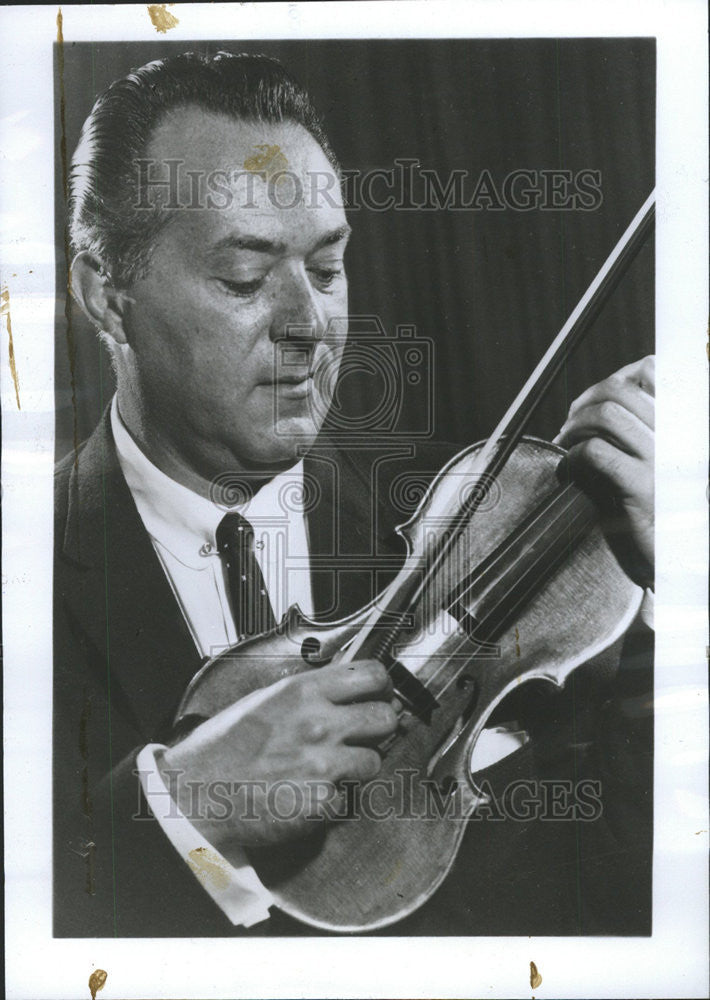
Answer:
55, 50, 654, 937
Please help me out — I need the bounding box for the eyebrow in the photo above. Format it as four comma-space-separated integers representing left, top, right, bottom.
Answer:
208, 224, 352, 257
314, 224, 352, 250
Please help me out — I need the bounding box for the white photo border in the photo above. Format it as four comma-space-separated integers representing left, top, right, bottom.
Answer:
1, 2, 708, 998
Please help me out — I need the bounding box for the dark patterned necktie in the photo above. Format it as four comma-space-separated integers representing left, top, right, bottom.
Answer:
216, 512, 276, 639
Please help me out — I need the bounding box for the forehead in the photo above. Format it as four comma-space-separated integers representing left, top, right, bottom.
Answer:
144, 106, 345, 247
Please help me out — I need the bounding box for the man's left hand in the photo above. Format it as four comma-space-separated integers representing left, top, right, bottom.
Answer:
555, 355, 654, 587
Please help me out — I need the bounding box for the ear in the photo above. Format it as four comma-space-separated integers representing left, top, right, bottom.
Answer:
70, 251, 131, 346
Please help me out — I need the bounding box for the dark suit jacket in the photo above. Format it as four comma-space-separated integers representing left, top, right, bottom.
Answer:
54, 410, 653, 937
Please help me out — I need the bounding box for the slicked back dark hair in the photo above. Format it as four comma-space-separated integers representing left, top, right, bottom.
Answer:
69, 50, 339, 285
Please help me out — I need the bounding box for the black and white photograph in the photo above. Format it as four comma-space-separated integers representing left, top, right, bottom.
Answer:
2, 3, 708, 998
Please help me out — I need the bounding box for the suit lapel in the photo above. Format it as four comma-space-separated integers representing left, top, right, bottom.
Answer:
304, 441, 411, 619
59, 412, 203, 741
304, 439, 461, 621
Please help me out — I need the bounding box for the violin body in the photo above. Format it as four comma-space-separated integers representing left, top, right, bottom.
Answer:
177, 437, 643, 932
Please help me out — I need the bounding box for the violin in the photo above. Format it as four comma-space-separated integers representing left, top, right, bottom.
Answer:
176, 191, 655, 932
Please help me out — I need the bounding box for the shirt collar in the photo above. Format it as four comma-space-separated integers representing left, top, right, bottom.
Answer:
110, 396, 306, 569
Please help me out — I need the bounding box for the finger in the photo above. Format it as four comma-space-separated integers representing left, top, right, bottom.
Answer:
577, 354, 654, 395
311, 745, 383, 784
555, 400, 654, 460
615, 353, 655, 394
318, 658, 393, 705
336, 746, 383, 782
563, 354, 655, 425
338, 700, 399, 745
565, 377, 655, 434
566, 436, 653, 502
566, 437, 654, 582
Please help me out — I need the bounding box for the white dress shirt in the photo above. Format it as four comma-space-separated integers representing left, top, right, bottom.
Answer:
112, 396, 314, 658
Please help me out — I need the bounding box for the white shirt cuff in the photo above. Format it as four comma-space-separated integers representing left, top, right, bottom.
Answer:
136, 744, 274, 928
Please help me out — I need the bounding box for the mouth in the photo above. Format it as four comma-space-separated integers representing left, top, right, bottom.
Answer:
263, 344, 341, 399
267, 373, 314, 399
275, 372, 312, 385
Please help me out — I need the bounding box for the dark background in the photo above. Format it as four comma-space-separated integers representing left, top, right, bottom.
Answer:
54, 38, 655, 460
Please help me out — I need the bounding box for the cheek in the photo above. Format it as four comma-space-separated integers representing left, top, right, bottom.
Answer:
329, 283, 349, 322
129, 279, 269, 379
185, 282, 276, 365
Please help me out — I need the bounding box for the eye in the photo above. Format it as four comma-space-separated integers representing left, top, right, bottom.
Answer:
308, 266, 344, 290
218, 277, 265, 298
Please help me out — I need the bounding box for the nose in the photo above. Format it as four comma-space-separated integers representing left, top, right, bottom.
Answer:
269, 261, 327, 345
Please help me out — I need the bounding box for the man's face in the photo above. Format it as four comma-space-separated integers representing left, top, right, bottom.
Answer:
119, 107, 349, 476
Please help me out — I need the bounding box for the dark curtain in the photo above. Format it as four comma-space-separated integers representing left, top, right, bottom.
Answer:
54, 38, 654, 459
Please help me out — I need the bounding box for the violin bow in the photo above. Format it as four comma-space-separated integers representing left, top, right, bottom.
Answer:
466, 188, 656, 496
340, 189, 656, 666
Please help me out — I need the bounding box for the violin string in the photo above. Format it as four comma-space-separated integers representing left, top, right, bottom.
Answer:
439, 557, 592, 708
379, 486, 596, 762
443, 481, 579, 607
436, 492, 595, 701
399, 485, 594, 704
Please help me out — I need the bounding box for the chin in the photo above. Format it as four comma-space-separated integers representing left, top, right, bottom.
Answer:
243, 418, 321, 467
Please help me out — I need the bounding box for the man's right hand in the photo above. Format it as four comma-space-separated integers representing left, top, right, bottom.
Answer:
157, 659, 397, 848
